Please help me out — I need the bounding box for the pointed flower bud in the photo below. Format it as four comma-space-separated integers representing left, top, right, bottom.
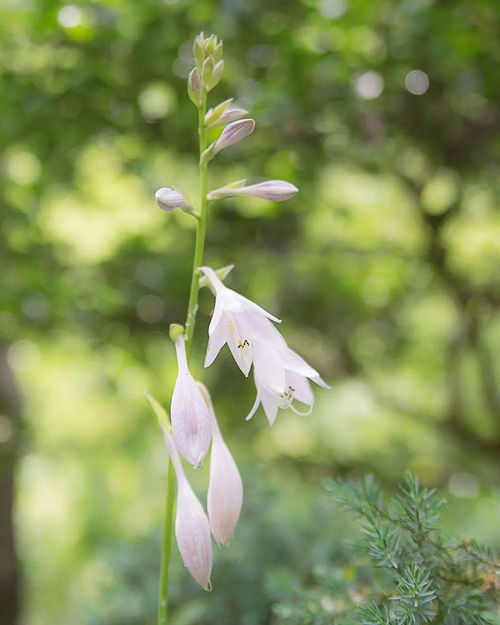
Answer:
171, 335, 212, 467
205, 60, 224, 91
187, 68, 202, 107
199, 384, 243, 546
193, 33, 205, 70
201, 55, 215, 85
213, 119, 255, 154
162, 428, 213, 590
206, 102, 248, 129
212, 41, 223, 63
155, 187, 190, 211
204, 34, 218, 56
208, 180, 298, 202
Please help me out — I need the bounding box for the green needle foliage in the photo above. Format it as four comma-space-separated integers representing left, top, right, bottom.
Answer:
276, 473, 499, 625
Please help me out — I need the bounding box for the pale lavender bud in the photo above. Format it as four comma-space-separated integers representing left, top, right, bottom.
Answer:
187, 68, 202, 106
213, 119, 255, 154
216, 105, 248, 127
199, 384, 243, 546
162, 429, 212, 590
155, 187, 189, 211
208, 180, 298, 202
171, 335, 212, 467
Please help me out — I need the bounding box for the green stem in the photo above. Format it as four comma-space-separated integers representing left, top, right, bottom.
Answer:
185, 91, 209, 356
157, 461, 176, 625
157, 91, 209, 625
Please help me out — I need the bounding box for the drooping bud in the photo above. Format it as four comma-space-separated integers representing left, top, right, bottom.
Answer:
155, 187, 190, 211
171, 335, 212, 467
213, 119, 255, 155
208, 180, 298, 202
162, 428, 213, 590
187, 68, 203, 107
198, 383, 243, 546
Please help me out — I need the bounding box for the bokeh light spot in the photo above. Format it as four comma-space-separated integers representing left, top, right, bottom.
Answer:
58, 5, 84, 28
405, 70, 429, 95
138, 83, 176, 120
448, 472, 480, 498
5, 150, 41, 185
354, 71, 384, 99
8, 340, 40, 373
136, 295, 165, 323
319, 0, 346, 19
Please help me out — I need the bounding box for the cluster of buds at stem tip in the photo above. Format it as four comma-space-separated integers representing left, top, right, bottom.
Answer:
188, 33, 224, 106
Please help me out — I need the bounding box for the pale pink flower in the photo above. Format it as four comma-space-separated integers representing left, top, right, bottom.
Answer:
198, 383, 243, 546
162, 428, 212, 590
171, 335, 211, 467
208, 180, 298, 202
213, 119, 255, 154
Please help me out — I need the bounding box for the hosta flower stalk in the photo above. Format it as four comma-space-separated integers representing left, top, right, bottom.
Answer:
148, 32, 326, 625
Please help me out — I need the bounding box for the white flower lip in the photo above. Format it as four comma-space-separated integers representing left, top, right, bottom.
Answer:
155, 187, 188, 211
213, 118, 255, 154
208, 180, 298, 202
170, 335, 212, 467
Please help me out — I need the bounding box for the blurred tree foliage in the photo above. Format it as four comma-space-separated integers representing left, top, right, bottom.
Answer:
0, 0, 499, 623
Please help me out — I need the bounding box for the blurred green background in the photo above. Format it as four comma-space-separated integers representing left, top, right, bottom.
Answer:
1, 0, 499, 623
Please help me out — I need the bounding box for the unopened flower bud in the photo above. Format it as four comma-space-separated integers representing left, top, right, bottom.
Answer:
187, 68, 202, 107
206, 102, 248, 128
193, 33, 205, 69
171, 335, 211, 467
213, 119, 255, 154
212, 41, 223, 63
205, 60, 224, 91
201, 56, 215, 85
199, 383, 243, 546
155, 187, 189, 211
162, 428, 212, 590
204, 34, 218, 55
208, 180, 298, 202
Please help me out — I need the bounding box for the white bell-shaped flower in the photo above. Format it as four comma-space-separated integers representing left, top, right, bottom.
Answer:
200, 265, 329, 422
199, 265, 282, 376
